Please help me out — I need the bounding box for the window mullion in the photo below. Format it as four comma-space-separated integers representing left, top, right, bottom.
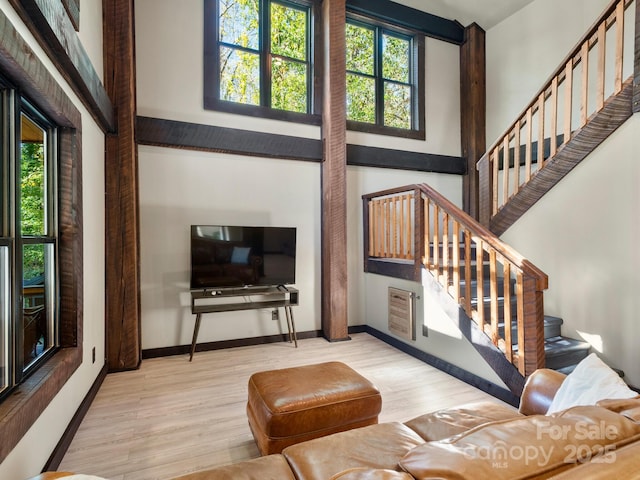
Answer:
262, 0, 271, 108
375, 27, 384, 126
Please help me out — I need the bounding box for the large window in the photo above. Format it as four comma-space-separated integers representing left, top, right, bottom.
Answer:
204, 0, 424, 138
204, 0, 319, 123
346, 16, 424, 139
0, 85, 59, 400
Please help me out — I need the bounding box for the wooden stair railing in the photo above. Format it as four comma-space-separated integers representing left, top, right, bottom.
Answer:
478, 0, 635, 230
363, 184, 548, 376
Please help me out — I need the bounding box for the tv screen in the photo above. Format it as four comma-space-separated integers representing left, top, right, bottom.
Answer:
190, 225, 296, 290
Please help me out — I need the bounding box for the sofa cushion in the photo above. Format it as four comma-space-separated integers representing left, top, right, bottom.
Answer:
404, 401, 521, 441
330, 468, 414, 480
547, 354, 637, 414
400, 406, 640, 480
170, 454, 296, 480
545, 438, 640, 479
282, 422, 424, 480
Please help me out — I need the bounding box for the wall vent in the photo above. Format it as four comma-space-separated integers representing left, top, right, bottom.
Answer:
388, 287, 416, 340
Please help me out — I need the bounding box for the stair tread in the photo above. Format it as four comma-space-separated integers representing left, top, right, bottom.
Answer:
544, 336, 591, 357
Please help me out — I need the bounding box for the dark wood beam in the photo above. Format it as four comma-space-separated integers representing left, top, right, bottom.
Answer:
460, 23, 486, 220
103, 0, 141, 371
8, 0, 115, 132
321, 0, 349, 342
136, 116, 323, 161
347, 144, 465, 174
346, 0, 464, 44
136, 116, 466, 173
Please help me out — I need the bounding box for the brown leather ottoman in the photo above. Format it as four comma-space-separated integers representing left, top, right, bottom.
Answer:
247, 361, 382, 455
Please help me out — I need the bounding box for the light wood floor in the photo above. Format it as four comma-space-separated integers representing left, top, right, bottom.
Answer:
58, 333, 509, 480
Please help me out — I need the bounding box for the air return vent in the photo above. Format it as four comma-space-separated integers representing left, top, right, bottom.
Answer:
388, 287, 416, 340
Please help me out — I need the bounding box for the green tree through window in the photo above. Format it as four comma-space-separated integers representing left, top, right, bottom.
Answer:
346, 19, 414, 130
205, 0, 424, 137
216, 0, 311, 114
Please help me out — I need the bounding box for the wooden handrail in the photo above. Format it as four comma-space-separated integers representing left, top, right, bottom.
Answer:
363, 184, 548, 376
478, 0, 634, 225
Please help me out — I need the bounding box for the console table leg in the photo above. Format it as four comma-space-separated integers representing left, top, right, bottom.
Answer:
190, 313, 202, 361
285, 305, 297, 348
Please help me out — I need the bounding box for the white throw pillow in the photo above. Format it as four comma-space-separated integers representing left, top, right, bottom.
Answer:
546, 353, 637, 415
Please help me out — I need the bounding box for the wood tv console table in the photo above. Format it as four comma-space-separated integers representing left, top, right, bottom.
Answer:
189, 285, 299, 361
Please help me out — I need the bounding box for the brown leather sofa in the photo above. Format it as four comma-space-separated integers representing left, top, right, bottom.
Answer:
170, 368, 640, 480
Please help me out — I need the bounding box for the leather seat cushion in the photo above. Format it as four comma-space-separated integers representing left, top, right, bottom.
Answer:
330, 467, 415, 480
400, 405, 640, 480
283, 422, 424, 480
247, 362, 382, 455
404, 400, 521, 441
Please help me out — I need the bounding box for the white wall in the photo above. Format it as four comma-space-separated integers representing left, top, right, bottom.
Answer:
486, 0, 610, 142
135, 0, 475, 358
0, 0, 106, 478
487, 0, 640, 385
139, 147, 321, 348
501, 116, 640, 385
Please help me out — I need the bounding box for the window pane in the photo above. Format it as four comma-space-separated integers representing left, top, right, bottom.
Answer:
382, 34, 410, 83
0, 246, 8, 394
384, 82, 411, 129
271, 3, 307, 61
346, 73, 375, 123
20, 114, 46, 236
346, 23, 374, 75
219, 0, 259, 50
272, 58, 307, 113
22, 243, 52, 368
220, 46, 261, 105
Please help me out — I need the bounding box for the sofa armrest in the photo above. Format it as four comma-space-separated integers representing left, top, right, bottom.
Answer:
519, 368, 566, 415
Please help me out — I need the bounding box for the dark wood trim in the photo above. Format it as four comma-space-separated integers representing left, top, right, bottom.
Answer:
634, 0, 640, 113
61, 0, 80, 31
420, 269, 525, 397
136, 116, 323, 162
346, 0, 464, 45
8, 0, 115, 132
365, 258, 419, 282
364, 326, 519, 406
460, 23, 486, 220
43, 364, 108, 471
489, 79, 634, 236
321, 0, 349, 342
103, 0, 142, 371
136, 116, 465, 174
142, 330, 325, 359
0, 6, 84, 463
347, 144, 465, 174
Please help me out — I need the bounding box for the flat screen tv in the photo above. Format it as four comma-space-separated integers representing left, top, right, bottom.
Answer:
190, 225, 296, 290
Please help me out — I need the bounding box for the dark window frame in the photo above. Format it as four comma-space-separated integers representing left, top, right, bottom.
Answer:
0, 25, 83, 462
346, 12, 425, 140
15, 100, 59, 384
204, 0, 322, 125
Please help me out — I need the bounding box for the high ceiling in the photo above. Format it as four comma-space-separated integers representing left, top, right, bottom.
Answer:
396, 0, 536, 30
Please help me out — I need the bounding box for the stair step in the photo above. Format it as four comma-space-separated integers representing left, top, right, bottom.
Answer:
460, 277, 514, 299
498, 315, 563, 342
544, 336, 591, 370
544, 315, 563, 338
